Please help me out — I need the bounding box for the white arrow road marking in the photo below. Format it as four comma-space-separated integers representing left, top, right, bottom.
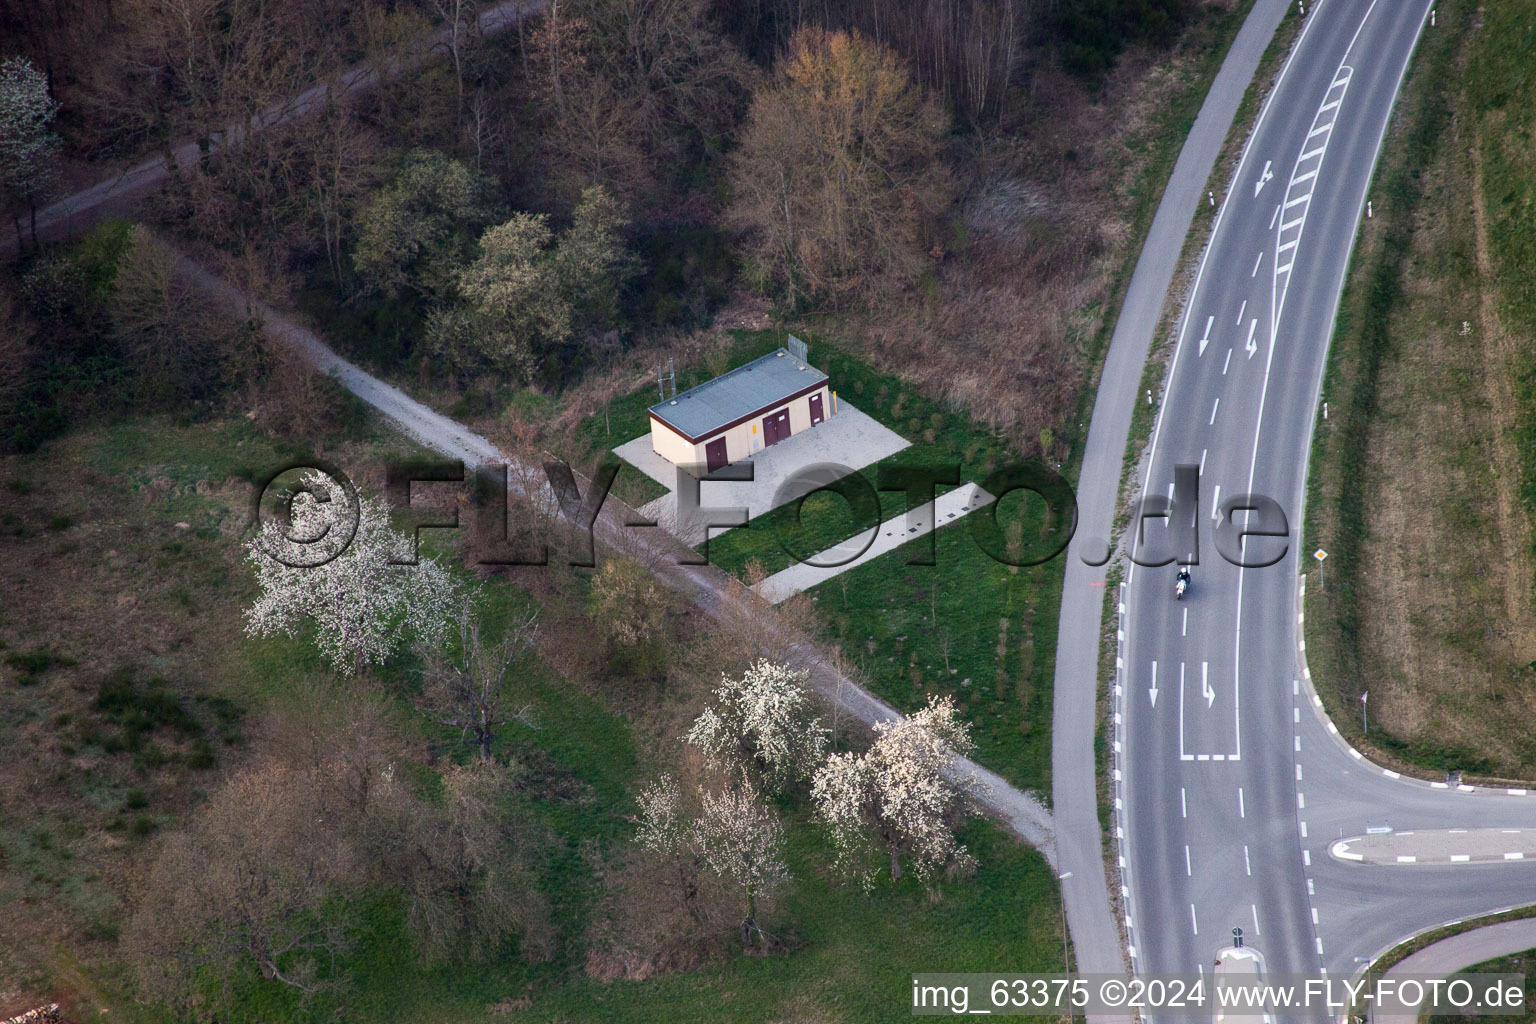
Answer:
1245, 318, 1259, 358
1203, 661, 1215, 708
1254, 159, 1274, 197
1150, 661, 1159, 707
1199, 315, 1214, 356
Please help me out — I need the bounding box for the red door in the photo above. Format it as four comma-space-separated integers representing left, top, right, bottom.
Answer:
705, 437, 728, 473
809, 393, 824, 426
762, 410, 790, 446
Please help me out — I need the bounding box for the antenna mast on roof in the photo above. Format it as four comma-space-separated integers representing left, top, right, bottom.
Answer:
656, 358, 677, 400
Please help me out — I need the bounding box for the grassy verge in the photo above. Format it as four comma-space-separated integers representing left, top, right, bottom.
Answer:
1065, 0, 1271, 478
1302, 0, 1536, 781
806, 520, 1060, 797
1427, 949, 1536, 1024
1364, 904, 1536, 981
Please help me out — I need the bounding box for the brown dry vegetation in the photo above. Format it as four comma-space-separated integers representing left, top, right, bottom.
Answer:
0, 413, 422, 1013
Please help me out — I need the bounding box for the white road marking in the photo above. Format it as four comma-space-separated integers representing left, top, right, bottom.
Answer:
1181, 787, 1187, 818
1179, 662, 1190, 760
1307, 878, 1315, 895
1191, 904, 1199, 935
1268, 205, 1280, 230
1244, 845, 1251, 875
1200, 448, 1208, 474
1312, 907, 1319, 924
1316, 937, 1325, 956
1298, 792, 1305, 809
1300, 821, 1308, 838
1211, 485, 1222, 520
1253, 160, 1274, 197
1185, 845, 1192, 876
1236, 299, 1247, 324
1199, 314, 1214, 356
1202, 661, 1214, 708
1246, 318, 1258, 358
1252, 251, 1263, 276
1296, 764, 1303, 781
1252, 904, 1261, 935
1294, 735, 1301, 751
1294, 707, 1300, 723
1223, 348, 1233, 375
1304, 849, 1311, 866
1298, 145, 1327, 162
1210, 398, 1220, 425
1150, 661, 1159, 708
1182, 607, 1188, 637
1238, 787, 1245, 818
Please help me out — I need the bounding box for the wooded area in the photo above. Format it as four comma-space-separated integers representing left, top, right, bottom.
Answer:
1, 0, 1215, 1017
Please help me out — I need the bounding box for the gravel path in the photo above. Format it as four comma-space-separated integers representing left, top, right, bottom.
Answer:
3, 0, 548, 254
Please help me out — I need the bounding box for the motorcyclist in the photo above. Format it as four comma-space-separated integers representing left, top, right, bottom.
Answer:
1175, 567, 1192, 598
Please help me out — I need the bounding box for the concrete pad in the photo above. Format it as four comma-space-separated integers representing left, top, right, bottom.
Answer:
756, 483, 994, 603
612, 401, 909, 546
1329, 828, 1536, 865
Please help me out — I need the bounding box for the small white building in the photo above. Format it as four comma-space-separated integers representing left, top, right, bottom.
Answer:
648, 347, 831, 475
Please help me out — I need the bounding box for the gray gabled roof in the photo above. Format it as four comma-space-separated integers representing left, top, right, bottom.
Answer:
649, 349, 828, 441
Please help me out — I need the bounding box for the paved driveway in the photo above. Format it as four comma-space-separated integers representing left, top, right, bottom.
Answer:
614, 401, 908, 546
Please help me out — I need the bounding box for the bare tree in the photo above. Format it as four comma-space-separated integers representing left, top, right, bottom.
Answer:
417, 601, 540, 761
430, 0, 480, 127
393, 759, 553, 960
727, 26, 953, 307
125, 758, 362, 1001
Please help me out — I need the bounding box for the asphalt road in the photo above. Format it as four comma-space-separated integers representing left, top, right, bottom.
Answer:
1118, 0, 1536, 1012
1050, 0, 1294, 998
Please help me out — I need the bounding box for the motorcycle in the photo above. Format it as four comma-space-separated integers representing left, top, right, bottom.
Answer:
1175, 569, 1191, 600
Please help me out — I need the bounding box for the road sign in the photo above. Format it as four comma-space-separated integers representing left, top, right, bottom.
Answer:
1313, 549, 1327, 561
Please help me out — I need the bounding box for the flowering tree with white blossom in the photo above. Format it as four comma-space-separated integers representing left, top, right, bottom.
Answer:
245, 472, 460, 675
636, 774, 789, 948
811, 694, 984, 887
0, 56, 60, 250
684, 660, 829, 794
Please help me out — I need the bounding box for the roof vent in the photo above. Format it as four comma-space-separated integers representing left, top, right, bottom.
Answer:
669, 400, 677, 405
774, 350, 784, 357
797, 364, 806, 370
